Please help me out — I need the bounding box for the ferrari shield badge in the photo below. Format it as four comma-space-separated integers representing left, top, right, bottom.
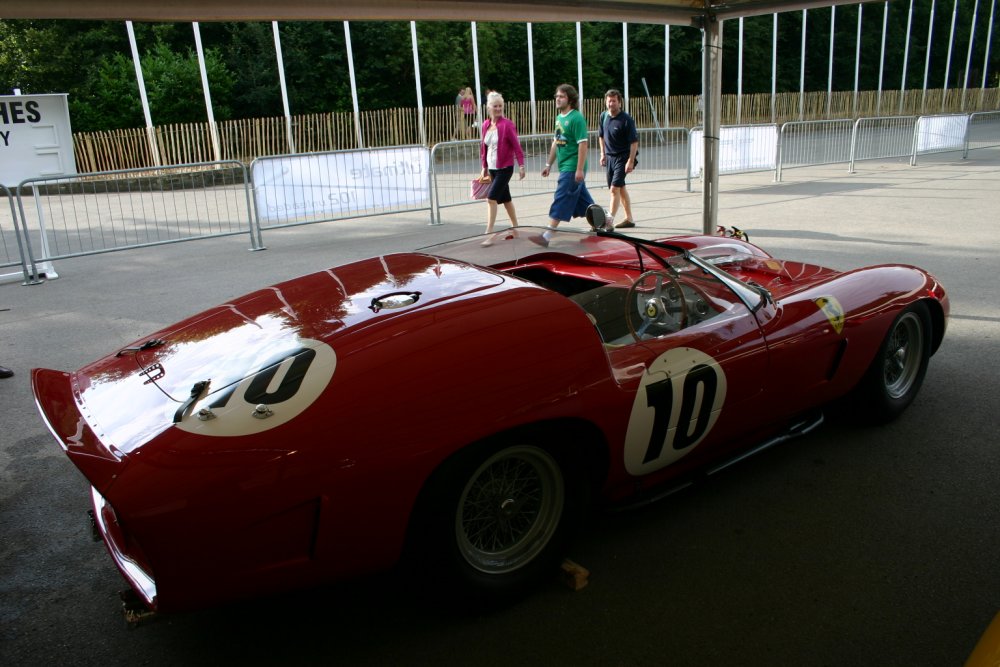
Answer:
814, 296, 845, 335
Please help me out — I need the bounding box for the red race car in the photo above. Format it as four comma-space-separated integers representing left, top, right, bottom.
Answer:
32, 226, 948, 613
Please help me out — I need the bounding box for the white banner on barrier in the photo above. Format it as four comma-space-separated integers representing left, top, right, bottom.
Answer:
252, 147, 430, 223
915, 115, 969, 153
690, 125, 778, 174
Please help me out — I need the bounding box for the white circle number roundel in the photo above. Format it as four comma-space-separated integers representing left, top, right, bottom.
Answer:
623, 347, 727, 476
176, 340, 336, 437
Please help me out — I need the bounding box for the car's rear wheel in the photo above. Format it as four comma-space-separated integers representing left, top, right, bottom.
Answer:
408, 437, 587, 604
456, 445, 564, 575
855, 301, 931, 423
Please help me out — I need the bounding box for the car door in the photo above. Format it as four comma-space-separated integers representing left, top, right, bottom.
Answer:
605, 263, 772, 491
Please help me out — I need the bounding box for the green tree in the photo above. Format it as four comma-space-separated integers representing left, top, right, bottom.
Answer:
70, 52, 144, 131
141, 42, 235, 124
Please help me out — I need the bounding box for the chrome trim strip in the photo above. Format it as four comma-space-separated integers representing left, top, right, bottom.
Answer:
90, 487, 157, 608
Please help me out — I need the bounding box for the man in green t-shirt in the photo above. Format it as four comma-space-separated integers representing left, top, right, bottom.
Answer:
536, 84, 594, 245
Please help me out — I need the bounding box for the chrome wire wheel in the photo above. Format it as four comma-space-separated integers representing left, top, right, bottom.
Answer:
455, 446, 565, 575
882, 311, 925, 400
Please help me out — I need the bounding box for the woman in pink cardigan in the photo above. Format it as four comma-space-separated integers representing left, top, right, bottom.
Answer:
479, 91, 526, 234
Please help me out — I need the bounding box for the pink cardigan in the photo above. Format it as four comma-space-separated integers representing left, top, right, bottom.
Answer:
480, 117, 526, 170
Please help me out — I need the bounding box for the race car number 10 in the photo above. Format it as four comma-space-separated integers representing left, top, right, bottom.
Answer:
623, 347, 727, 476
175, 340, 337, 438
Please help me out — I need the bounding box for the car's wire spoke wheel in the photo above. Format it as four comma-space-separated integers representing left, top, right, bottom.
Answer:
882, 311, 925, 399
455, 446, 565, 574
853, 301, 932, 423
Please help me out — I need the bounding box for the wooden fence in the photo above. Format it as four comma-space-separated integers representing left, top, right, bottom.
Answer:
73, 88, 1000, 173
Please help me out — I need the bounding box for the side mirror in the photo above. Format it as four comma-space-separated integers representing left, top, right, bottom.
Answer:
585, 204, 609, 231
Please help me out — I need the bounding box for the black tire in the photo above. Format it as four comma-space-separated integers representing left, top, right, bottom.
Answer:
855, 301, 932, 424
407, 436, 588, 605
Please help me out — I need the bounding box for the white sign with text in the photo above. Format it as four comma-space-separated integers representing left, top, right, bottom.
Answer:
252, 147, 430, 223
689, 125, 778, 175
1, 93, 77, 187
915, 114, 969, 153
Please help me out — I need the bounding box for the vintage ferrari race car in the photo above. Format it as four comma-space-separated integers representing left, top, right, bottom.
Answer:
32, 226, 948, 612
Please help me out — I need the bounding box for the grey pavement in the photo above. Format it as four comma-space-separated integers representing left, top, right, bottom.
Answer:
1, 150, 999, 666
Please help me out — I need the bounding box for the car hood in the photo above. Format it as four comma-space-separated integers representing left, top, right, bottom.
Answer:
35, 253, 504, 465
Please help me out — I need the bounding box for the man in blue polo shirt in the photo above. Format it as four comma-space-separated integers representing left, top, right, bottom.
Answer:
598, 89, 639, 228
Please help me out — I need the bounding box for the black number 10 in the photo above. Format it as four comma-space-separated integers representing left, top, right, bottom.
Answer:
642, 363, 719, 464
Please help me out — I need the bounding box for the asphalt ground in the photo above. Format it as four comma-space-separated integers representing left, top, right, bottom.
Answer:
1, 150, 998, 666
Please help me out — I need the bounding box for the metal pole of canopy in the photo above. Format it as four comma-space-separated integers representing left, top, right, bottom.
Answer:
272, 21, 295, 154
410, 21, 426, 146
701, 13, 722, 236
125, 21, 161, 167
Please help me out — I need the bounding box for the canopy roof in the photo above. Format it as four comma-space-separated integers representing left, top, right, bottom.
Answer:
3, 0, 873, 25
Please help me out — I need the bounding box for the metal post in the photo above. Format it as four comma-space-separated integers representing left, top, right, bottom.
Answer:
878, 2, 888, 115
576, 23, 584, 102
343, 22, 364, 148
800, 10, 808, 121
126, 21, 161, 167
854, 6, 863, 117
528, 23, 537, 135
901, 0, 914, 114
472, 23, 482, 132
942, 0, 960, 111
702, 17, 723, 235
623, 23, 630, 113
961, 0, 982, 112
665, 25, 671, 127
737, 17, 744, 125
981, 0, 997, 109
272, 22, 295, 154
772, 14, 778, 124
410, 21, 426, 146
827, 7, 836, 119
192, 22, 221, 162
922, 0, 937, 114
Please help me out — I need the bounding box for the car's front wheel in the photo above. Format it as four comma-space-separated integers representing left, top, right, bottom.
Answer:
408, 437, 587, 603
855, 301, 932, 423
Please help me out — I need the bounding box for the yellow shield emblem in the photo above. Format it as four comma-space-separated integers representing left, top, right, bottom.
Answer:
814, 296, 845, 335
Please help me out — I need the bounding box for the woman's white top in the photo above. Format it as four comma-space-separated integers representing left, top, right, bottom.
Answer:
484, 124, 499, 170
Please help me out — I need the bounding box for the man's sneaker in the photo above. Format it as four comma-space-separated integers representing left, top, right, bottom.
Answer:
528, 234, 549, 247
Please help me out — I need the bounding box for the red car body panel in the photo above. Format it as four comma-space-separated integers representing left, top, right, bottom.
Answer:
32, 230, 948, 612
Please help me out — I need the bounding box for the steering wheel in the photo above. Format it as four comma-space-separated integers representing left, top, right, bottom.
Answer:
625, 270, 689, 341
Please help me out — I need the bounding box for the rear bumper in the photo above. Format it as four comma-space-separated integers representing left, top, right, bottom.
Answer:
91, 486, 158, 610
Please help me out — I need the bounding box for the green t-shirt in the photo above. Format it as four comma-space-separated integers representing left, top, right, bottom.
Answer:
554, 109, 588, 172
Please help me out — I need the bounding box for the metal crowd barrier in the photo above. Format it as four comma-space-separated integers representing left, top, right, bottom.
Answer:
6, 113, 1000, 286
910, 114, 971, 165
776, 120, 855, 181
14, 161, 257, 279
1, 184, 31, 284
965, 111, 1000, 154
430, 134, 564, 224
250, 145, 433, 231
849, 116, 918, 172
689, 124, 779, 189
626, 127, 692, 191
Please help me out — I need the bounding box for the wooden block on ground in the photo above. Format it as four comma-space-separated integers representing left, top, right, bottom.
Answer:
559, 558, 590, 591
